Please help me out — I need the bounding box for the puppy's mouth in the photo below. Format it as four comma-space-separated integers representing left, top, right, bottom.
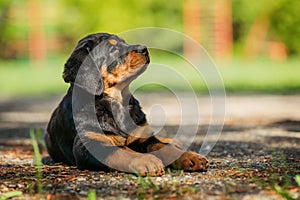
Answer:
102, 44, 150, 90
127, 46, 150, 70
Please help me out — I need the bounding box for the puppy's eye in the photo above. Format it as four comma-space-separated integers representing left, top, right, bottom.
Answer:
109, 46, 118, 53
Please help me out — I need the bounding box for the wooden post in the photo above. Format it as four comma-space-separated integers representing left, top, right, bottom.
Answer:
183, 0, 201, 57
28, 0, 46, 66
242, 17, 269, 59
214, 0, 233, 59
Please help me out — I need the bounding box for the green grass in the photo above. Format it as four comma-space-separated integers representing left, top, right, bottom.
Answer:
0, 57, 68, 97
274, 175, 300, 200
0, 55, 299, 97
127, 169, 196, 199
86, 190, 97, 200
219, 57, 300, 94
0, 191, 23, 200
29, 129, 43, 194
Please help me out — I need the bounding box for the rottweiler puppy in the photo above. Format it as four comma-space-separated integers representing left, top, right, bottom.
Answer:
45, 33, 208, 176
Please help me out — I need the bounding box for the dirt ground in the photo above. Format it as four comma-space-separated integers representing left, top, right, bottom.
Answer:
0, 93, 299, 199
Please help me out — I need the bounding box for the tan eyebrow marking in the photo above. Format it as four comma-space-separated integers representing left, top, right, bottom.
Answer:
118, 36, 125, 41
109, 39, 118, 45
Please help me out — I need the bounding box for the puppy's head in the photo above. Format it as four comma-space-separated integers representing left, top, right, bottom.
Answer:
63, 33, 149, 96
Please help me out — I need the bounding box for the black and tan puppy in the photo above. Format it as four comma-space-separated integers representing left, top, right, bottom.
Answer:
45, 33, 208, 176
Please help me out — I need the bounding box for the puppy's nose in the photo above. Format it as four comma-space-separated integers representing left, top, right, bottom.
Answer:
135, 45, 148, 55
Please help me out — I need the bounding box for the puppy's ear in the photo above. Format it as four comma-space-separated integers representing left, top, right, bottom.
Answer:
63, 34, 109, 95
63, 40, 89, 84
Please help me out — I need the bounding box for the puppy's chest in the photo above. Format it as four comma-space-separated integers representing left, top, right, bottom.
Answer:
95, 100, 151, 145
95, 97, 146, 126
106, 125, 153, 146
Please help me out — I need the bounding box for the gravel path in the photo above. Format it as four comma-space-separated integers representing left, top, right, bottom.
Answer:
0, 94, 300, 199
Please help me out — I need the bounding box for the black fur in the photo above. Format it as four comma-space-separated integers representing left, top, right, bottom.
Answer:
45, 33, 209, 173
46, 33, 148, 170
46, 85, 146, 170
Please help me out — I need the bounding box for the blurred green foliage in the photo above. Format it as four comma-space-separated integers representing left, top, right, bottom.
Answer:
0, 1, 29, 59
232, 1, 272, 43
270, 0, 300, 55
232, 0, 300, 55
1, 0, 300, 58
0, 0, 13, 58
1, 56, 300, 97
57, 0, 182, 52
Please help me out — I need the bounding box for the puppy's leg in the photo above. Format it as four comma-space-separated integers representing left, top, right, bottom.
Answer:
44, 132, 74, 165
73, 133, 165, 176
140, 136, 209, 172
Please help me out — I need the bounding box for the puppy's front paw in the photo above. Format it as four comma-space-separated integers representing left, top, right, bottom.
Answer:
129, 154, 165, 176
172, 151, 209, 172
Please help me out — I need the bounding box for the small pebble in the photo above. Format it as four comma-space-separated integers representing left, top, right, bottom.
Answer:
79, 190, 88, 196
77, 177, 86, 181
8, 184, 16, 188
65, 186, 72, 190
1, 186, 9, 192
69, 190, 76, 194
17, 184, 25, 188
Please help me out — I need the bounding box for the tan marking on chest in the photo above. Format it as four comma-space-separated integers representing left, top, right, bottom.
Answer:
85, 132, 126, 146
126, 125, 154, 145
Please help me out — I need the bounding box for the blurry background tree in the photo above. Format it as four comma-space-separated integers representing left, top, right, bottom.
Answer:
232, 0, 300, 57
270, 0, 300, 55
57, 0, 183, 53
0, 0, 299, 96
0, 0, 18, 59
1, 0, 300, 59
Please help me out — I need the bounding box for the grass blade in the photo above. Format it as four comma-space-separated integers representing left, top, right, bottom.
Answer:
274, 185, 295, 200
87, 189, 97, 200
0, 191, 22, 200
30, 129, 43, 194
295, 175, 300, 187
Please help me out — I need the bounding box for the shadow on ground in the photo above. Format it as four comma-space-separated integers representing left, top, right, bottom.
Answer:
0, 95, 300, 199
